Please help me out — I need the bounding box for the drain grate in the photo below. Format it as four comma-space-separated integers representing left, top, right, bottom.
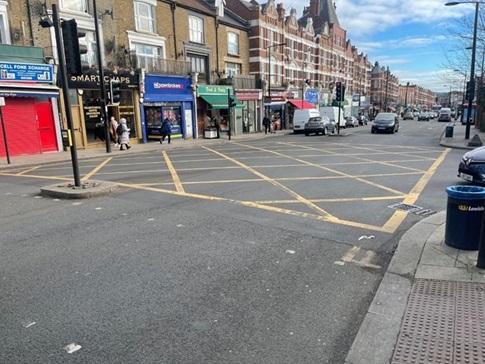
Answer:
388, 203, 437, 217
391, 279, 485, 364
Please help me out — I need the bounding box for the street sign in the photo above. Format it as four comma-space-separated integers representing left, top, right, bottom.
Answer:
0, 62, 53, 83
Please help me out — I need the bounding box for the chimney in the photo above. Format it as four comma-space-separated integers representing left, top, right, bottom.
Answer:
309, 0, 320, 16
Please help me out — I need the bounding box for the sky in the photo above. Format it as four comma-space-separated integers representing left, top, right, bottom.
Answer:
258, 0, 478, 93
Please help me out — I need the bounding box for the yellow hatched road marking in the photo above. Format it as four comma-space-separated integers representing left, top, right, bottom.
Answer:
203, 146, 334, 218
342, 246, 360, 262
163, 150, 185, 193
82, 157, 112, 181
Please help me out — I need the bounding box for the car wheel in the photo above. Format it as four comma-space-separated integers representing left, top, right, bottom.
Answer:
305, 132, 309, 136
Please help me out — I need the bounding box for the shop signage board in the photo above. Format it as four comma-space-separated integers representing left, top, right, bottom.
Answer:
0, 62, 53, 83
68, 71, 139, 89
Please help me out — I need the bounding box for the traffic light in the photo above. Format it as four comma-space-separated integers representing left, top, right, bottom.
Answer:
61, 19, 88, 76
466, 80, 475, 101
335, 82, 342, 101
109, 79, 121, 105
229, 96, 237, 108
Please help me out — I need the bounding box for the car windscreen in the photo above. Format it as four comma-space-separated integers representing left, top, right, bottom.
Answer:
374, 116, 394, 124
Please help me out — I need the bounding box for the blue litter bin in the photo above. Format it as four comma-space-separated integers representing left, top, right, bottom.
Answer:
445, 185, 485, 250
445, 125, 454, 138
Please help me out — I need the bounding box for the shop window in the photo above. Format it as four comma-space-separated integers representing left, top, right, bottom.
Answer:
189, 16, 204, 44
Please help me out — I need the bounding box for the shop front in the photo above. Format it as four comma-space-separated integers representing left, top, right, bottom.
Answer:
141, 75, 195, 142
197, 85, 243, 137
0, 61, 60, 159
68, 70, 140, 148
264, 91, 287, 130
234, 89, 261, 133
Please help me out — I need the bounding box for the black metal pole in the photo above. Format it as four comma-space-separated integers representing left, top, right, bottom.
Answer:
227, 89, 231, 141
0, 105, 11, 164
93, 0, 111, 153
461, 72, 467, 124
477, 202, 485, 268
52, 4, 81, 187
465, 2, 479, 140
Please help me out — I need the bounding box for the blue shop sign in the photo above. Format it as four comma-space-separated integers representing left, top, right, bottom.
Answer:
0, 62, 53, 83
144, 75, 193, 102
305, 89, 319, 104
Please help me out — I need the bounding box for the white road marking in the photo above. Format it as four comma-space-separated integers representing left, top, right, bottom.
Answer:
285, 250, 296, 254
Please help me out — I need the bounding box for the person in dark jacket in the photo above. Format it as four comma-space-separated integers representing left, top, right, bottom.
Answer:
160, 117, 172, 144
262, 115, 271, 134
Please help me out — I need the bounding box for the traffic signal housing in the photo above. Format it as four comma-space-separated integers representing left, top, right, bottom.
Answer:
466, 80, 475, 101
109, 79, 121, 105
61, 19, 88, 76
229, 96, 237, 108
335, 82, 342, 101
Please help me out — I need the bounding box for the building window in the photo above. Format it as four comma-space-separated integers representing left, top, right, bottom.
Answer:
0, 9, 9, 44
189, 16, 204, 44
187, 54, 207, 81
60, 0, 89, 12
135, 1, 156, 33
135, 43, 162, 70
225, 62, 241, 77
227, 32, 239, 55
80, 30, 97, 67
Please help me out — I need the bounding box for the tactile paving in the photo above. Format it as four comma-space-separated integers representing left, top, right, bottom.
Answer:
391, 279, 485, 364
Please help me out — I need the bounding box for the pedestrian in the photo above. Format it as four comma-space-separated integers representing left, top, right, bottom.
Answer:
109, 116, 119, 146
214, 117, 221, 138
119, 118, 131, 151
271, 118, 279, 133
263, 115, 271, 134
160, 117, 172, 144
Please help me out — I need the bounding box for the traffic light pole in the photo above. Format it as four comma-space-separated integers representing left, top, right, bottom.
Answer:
227, 89, 232, 141
93, 0, 111, 153
52, 4, 81, 187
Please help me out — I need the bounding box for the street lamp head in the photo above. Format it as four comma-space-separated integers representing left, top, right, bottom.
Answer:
445, 2, 460, 5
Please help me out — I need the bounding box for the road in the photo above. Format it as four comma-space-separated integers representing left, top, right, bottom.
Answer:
0, 118, 464, 363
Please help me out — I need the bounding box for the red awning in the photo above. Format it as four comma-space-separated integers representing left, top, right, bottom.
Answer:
288, 100, 315, 109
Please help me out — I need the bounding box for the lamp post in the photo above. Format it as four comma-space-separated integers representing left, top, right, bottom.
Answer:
445, 1, 482, 139
454, 69, 468, 124
404, 81, 409, 110
266, 42, 285, 115
444, 85, 452, 107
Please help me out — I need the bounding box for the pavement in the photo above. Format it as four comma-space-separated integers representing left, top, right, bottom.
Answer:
2, 121, 485, 363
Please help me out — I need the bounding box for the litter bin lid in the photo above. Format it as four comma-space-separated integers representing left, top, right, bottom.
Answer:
446, 185, 485, 200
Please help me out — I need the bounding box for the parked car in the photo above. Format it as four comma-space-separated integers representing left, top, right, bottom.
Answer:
345, 116, 359, 128
428, 112, 435, 120
304, 116, 326, 136
403, 111, 414, 120
293, 108, 321, 133
458, 146, 485, 184
371, 113, 400, 134
438, 107, 452, 122
418, 112, 430, 121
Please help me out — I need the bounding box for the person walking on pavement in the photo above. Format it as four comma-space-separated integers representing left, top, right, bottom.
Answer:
160, 117, 172, 144
109, 116, 119, 147
214, 117, 221, 139
263, 115, 271, 134
119, 118, 131, 151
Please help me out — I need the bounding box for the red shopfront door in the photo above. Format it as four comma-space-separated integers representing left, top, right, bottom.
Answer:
36, 101, 57, 152
0, 97, 41, 157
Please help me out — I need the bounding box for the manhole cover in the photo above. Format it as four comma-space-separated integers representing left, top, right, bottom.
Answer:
388, 203, 436, 217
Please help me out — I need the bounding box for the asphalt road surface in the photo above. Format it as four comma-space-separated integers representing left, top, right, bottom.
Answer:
0, 119, 464, 363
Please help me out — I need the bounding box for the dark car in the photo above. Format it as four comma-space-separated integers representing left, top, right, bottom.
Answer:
371, 113, 399, 134
418, 112, 430, 121
304, 116, 326, 136
458, 146, 485, 184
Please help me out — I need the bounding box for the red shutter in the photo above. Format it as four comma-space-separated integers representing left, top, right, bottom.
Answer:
0, 98, 41, 157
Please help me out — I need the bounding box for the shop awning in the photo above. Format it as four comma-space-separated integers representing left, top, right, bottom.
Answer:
200, 94, 243, 109
288, 100, 315, 109
0, 83, 59, 98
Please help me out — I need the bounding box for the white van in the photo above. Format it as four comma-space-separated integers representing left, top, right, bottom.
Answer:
319, 106, 346, 128
292, 108, 321, 134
